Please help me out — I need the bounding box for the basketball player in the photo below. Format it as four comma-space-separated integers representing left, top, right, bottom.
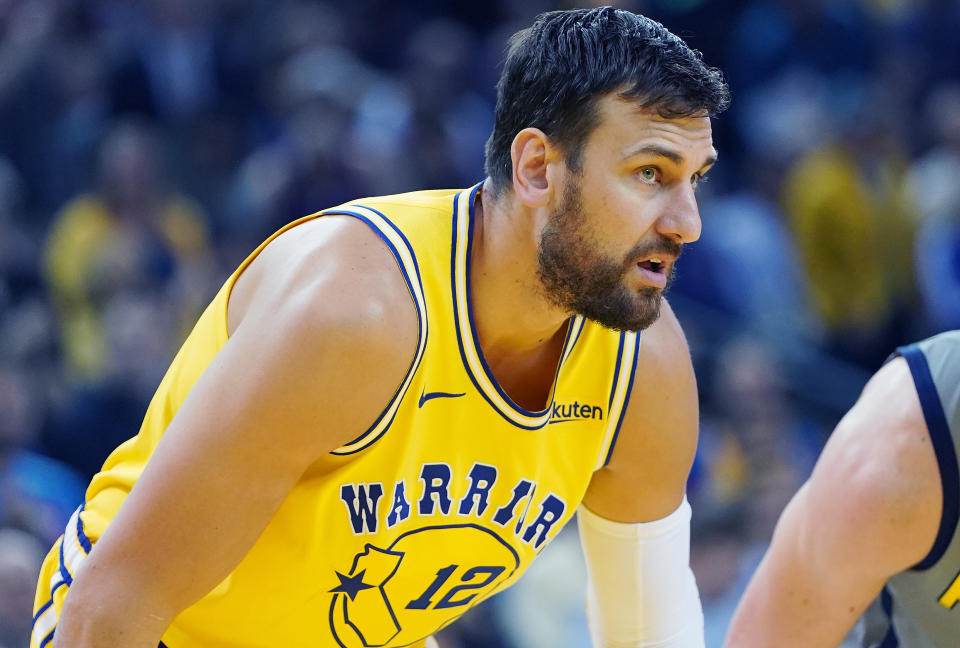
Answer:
33, 8, 729, 648
724, 330, 960, 647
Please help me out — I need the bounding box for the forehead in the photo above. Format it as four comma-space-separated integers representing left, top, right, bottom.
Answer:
587, 93, 715, 161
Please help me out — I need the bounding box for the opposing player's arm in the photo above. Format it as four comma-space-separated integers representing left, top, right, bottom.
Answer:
579, 300, 702, 647
723, 357, 942, 648
53, 216, 420, 648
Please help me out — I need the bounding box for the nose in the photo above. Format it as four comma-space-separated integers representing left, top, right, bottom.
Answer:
656, 184, 702, 243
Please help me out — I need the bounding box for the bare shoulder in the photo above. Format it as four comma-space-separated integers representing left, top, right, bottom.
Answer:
631, 300, 696, 394
583, 299, 698, 521
620, 299, 698, 448
822, 356, 935, 519
223, 214, 421, 454
230, 215, 418, 341
805, 356, 941, 572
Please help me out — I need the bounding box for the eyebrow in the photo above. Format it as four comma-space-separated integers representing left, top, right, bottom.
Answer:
624, 144, 718, 171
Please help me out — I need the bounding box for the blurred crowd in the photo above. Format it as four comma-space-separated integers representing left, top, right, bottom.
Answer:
1, 0, 959, 646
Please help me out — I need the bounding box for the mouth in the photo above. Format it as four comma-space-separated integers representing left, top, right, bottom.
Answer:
637, 257, 665, 273
633, 254, 674, 289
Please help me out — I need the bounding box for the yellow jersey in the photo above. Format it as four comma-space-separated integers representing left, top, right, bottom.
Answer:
33, 185, 641, 648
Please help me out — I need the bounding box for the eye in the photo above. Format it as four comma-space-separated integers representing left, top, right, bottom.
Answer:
637, 167, 660, 184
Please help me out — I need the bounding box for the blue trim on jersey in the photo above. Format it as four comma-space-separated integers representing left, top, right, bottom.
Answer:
607, 333, 626, 411
569, 317, 584, 353
32, 507, 91, 646
76, 504, 92, 554
450, 186, 577, 431
32, 585, 59, 626
460, 185, 549, 420
878, 586, 900, 648
57, 533, 72, 586
33, 599, 52, 625
604, 333, 642, 467
899, 344, 960, 570
559, 316, 585, 368
450, 189, 517, 428
321, 207, 428, 454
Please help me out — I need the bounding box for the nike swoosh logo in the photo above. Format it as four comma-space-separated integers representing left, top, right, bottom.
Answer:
418, 388, 466, 408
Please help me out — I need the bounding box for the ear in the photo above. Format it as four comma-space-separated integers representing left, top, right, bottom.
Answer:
510, 128, 562, 208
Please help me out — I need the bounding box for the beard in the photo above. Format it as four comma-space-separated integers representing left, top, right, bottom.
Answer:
537, 177, 682, 332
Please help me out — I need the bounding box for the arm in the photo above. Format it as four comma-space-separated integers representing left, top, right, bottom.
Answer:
723, 357, 942, 648
580, 300, 702, 647
53, 216, 420, 648
583, 300, 698, 522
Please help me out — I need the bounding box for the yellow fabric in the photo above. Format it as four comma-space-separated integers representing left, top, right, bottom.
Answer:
34, 186, 641, 648
31, 540, 64, 648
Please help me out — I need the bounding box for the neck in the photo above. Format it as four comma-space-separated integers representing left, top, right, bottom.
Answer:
470, 181, 572, 362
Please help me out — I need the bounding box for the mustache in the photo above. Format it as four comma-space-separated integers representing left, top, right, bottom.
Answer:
623, 236, 684, 267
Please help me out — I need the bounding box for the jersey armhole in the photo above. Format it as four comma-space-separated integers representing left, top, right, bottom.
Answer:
219, 213, 324, 343
897, 344, 960, 570
594, 331, 642, 471
323, 204, 429, 456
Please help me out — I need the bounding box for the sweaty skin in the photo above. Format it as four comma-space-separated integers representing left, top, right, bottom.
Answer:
723, 357, 942, 648
52, 92, 716, 647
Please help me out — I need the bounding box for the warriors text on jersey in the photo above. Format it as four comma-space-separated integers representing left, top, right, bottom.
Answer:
32, 185, 642, 648
842, 331, 960, 648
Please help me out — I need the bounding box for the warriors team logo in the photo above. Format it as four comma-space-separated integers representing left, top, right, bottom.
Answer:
328, 525, 520, 647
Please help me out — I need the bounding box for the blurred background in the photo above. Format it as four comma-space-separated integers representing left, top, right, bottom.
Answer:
1, 0, 958, 646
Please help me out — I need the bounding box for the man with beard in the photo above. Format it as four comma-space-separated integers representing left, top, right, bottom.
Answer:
33, 8, 728, 648
725, 330, 960, 648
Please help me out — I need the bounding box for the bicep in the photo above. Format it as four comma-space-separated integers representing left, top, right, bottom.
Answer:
727, 481, 891, 648
726, 359, 941, 647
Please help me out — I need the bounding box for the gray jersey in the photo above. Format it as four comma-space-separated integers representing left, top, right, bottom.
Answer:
842, 330, 960, 648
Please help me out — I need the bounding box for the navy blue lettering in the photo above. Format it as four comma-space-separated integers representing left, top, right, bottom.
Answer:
492, 479, 534, 527
418, 463, 453, 515
550, 402, 603, 421
522, 494, 567, 549
457, 463, 498, 516
386, 479, 411, 528
339, 483, 384, 534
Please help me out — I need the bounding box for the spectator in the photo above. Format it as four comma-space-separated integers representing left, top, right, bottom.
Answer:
43, 119, 214, 383
782, 110, 919, 367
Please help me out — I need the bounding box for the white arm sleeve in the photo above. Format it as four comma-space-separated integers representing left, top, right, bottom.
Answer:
577, 497, 704, 648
